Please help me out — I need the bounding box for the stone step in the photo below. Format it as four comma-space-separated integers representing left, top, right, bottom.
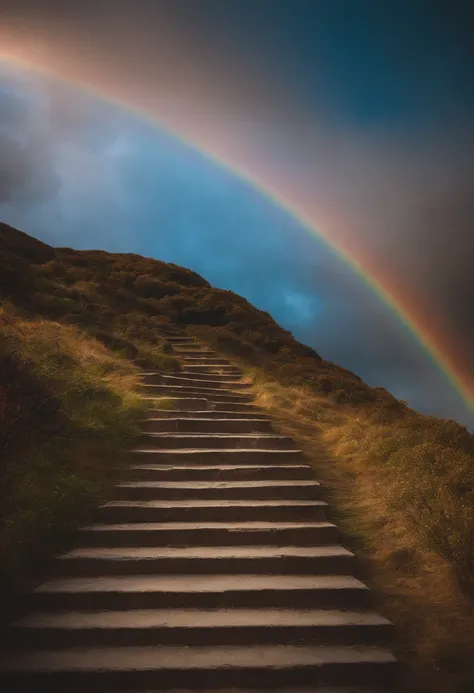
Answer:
140, 375, 251, 390
77, 521, 337, 548
210, 401, 260, 412
154, 325, 183, 336
171, 347, 218, 355
145, 397, 211, 411
180, 357, 232, 365
173, 371, 244, 382
146, 409, 269, 420
32, 574, 372, 611
142, 367, 243, 378
182, 365, 242, 375
138, 433, 296, 450
178, 373, 245, 384
10, 608, 393, 648
113, 480, 321, 501
97, 499, 327, 524
180, 375, 244, 384
0, 644, 398, 689
130, 448, 303, 465
139, 386, 254, 403
142, 417, 274, 433
181, 361, 238, 369
172, 353, 220, 360
0, 337, 398, 692
33, 689, 390, 693
164, 337, 197, 344
126, 463, 312, 481
52, 545, 352, 577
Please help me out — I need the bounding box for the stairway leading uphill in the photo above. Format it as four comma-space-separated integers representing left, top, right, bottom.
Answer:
0, 330, 399, 692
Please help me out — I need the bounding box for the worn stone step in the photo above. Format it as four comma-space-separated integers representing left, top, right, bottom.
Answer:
171, 346, 217, 355
0, 334, 398, 693
176, 374, 246, 386
180, 374, 243, 384
10, 608, 393, 648
172, 353, 219, 360
141, 375, 251, 390
0, 644, 398, 689
170, 374, 244, 387
145, 397, 211, 412
179, 354, 233, 361
52, 545, 352, 577
146, 409, 269, 420
139, 386, 254, 403
138, 383, 253, 399
138, 433, 296, 451
9, 686, 387, 693
32, 574, 372, 611
113, 480, 321, 501
181, 358, 236, 365
126, 463, 312, 481
41, 688, 390, 693
182, 366, 242, 376
142, 418, 274, 433
154, 325, 183, 336
181, 361, 238, 369
77, 521, 337, 548
179, 357, 231, 365
164, 337, 197, 344
97, 499, 327, 524
210, 401, 260, 412
130, 448, 303, 465
181, 373, 242, 382
142, 371, 245, 385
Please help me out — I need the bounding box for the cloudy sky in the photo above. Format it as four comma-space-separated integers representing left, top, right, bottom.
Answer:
1, 0, 474, 426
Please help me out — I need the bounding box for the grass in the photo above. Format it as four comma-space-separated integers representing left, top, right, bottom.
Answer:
240, 367, 474, 693
0, 302, 147, 616
0, 221, 408, 412
3, 222, 474, 691
0, 225, 188, 616
149, 397, 176, 410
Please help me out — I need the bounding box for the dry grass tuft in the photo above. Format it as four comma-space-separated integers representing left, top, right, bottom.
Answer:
245, 369, 474, 693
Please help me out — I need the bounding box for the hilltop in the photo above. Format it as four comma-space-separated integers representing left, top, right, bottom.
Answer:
0, 222, 403, 414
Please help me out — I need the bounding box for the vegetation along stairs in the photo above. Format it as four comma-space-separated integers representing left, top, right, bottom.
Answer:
0, 331, 399, 692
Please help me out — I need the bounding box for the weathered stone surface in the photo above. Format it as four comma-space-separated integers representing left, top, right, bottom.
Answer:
141, 417, 274, 433
0, 644, 398, 689
0, 332, 397, 692
96, 498, 328, 524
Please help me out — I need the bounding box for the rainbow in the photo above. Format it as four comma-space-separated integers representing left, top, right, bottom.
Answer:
2, 54, 473, 416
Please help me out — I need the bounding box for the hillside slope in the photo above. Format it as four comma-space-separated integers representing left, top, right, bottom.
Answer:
2, 222, 474, 692
0, 222, 402, 413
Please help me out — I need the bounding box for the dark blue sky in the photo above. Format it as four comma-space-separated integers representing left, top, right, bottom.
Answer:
1, 0, 474, 426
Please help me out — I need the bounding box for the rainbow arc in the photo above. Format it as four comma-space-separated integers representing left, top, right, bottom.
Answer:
2, 55, 473, 416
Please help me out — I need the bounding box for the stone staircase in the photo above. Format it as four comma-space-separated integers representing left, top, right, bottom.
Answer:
0, 332, 399, 691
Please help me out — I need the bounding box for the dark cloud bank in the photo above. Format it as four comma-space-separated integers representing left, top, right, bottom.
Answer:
1, 0, 474, 427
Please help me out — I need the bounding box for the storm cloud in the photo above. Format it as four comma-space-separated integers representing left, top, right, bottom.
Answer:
1, 0, 474, 427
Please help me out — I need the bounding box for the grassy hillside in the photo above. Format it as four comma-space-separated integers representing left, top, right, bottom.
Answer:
0, 222, 405, 412
2, 222, 474, 691
243, 371, 474, 693
0, 301, 145, 610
